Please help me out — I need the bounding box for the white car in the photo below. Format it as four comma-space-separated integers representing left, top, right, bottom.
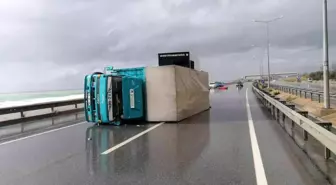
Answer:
209, 82, 217, 89
308, 78, 313, 82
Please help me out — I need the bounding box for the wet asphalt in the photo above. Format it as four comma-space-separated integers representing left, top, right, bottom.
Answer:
0, 85, 330, 185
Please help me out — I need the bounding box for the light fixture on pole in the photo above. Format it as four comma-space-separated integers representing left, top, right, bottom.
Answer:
253, 15, 283, 88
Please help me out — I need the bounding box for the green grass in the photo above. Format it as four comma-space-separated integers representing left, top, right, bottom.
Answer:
283, 77, 297, 82
266, 88, 280, 96
286, 96, 296, 102
256, 83, 280, 96
282, 75, 308, 82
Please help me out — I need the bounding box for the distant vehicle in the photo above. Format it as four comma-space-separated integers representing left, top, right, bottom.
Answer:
209, 82, 224, 89
218, 86, 228, 90
236, 81, 243, 88
209, 82, 218, 89
308, 78, 313, 82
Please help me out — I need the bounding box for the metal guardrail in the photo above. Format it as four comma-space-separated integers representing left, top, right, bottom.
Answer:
270, 84, 336, 103
0, 98, 84, 126
252, 83, 336, 159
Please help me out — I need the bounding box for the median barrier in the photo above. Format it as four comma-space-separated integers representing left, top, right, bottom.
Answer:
252, 82, 336, 184
0, 98, 84, 127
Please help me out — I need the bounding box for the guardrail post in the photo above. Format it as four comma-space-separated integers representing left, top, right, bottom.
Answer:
274, 98, 280, 120
267, 99, 269, 108
298, 111, 309, 140
51, 107, 54, 113
276, 107, 280, 120
75, 104, 78, 109
295, 89, 298, 96
318, 94, 321, 103
286, 104, 295, 134
304, 92, 307, 98
273, 105, 276, 117
299, 90, 301, 97
287, 104, 295, 110
279, 100, 286, 124
317, 122, 332, 160
20, 111, 25, 118
310, 93, 313, 101
270, 96, 275, 115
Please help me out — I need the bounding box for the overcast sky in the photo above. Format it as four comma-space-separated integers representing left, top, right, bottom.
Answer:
0, 0, 335, 93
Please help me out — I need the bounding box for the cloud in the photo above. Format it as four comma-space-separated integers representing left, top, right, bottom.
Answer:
0, 0, 336, 92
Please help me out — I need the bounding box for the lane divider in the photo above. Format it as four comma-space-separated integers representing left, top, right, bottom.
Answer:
245, 88, 268, 185
101, 122, 164, 155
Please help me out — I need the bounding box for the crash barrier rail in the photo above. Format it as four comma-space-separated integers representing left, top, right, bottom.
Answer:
0, 98, 84, 127
252, 83, 336, 160
270, 84, 336, 103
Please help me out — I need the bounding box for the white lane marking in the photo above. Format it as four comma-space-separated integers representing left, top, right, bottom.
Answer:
246, 88, 268, 185
0, 122, 86, 146
101, 122, 164, 155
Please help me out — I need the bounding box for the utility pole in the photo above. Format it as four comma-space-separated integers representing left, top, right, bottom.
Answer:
253, 16, 283, 88
323, 0, 330, 108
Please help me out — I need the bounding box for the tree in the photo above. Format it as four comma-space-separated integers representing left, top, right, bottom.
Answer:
309, 71, 323, 80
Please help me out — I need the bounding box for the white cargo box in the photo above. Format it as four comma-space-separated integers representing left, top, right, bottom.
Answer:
146, 65, 210, 122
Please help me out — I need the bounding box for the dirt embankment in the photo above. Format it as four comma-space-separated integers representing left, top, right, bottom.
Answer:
276, 92, 336, 126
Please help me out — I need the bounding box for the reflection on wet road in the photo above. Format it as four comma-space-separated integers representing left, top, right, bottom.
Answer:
0, 85, 330, 185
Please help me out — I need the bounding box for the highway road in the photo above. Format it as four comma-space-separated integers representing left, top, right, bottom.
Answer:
274, 80, 336, 92
273, 81, 321, 91
0, 85, 330, 185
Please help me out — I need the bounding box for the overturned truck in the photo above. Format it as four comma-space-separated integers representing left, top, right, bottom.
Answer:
84, 53, 210, 125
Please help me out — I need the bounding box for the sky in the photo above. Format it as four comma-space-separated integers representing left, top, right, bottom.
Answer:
0, 0, 335, 93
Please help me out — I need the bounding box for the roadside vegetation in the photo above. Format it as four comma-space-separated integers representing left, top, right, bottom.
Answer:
267, 88, 280, 96
285, 96, 296, 102
257, 83, 280, 96
305, 70, 336, 80
282, 70, 336, 82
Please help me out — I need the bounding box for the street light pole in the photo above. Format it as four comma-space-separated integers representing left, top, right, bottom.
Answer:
253, 16, 283, 88
266, 23, 271, 87
323, 0, 330, 108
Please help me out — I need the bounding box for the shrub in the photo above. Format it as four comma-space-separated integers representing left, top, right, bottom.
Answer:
286, 96, 296, 102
